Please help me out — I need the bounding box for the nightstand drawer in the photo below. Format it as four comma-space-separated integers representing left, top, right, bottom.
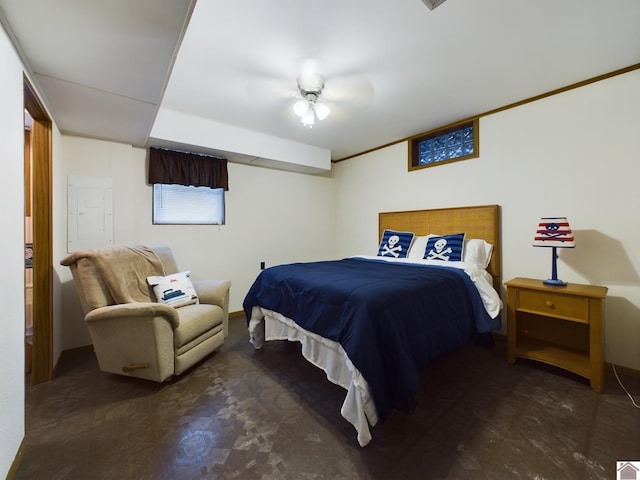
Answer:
518, 289, 589, 323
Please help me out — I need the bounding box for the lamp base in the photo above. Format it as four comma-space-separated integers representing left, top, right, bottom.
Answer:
544, 246, 568, 286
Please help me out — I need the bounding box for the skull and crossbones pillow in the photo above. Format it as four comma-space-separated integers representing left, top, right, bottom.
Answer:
424, 233, 465, 262
376, 230, 415, 258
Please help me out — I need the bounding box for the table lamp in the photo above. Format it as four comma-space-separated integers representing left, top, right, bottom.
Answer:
533, 217, 575, 286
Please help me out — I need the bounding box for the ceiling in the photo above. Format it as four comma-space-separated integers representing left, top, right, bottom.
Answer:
1, 0, 639, 162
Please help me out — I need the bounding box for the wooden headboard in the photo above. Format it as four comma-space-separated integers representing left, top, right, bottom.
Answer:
379, 204, 501, 290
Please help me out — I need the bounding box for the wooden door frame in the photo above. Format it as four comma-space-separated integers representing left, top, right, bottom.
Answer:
24, 76, 53, 384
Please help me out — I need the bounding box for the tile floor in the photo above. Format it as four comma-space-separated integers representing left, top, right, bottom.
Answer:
13, 316, 640, 479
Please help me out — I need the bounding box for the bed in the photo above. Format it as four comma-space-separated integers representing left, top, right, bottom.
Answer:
244, 204, 502, 446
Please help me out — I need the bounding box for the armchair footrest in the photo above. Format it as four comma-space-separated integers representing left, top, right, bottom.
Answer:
122, 363, 150, 372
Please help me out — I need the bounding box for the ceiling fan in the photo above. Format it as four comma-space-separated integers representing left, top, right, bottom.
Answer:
245, 58, 374, 128
292, 73, 330, 128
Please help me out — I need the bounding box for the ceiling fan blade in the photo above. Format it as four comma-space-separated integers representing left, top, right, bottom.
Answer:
323, 74, 374, 105
246, 76, 296, 100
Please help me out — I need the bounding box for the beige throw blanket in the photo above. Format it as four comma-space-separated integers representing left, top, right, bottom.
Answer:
61, 245, 166, 304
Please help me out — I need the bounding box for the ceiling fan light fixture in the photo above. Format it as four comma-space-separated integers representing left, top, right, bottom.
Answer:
293, 99, 309, 117
314, 101, 330, 120
294, 74, 330, 127
301, 108, 315, 127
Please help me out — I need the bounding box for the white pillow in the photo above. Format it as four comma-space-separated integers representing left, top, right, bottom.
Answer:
146, 271, 199, 308
407, 235, 434, 260
463, 239, 494, 268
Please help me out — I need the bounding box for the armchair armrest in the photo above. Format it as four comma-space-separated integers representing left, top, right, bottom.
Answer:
192, 279, 231, 307
85, 302, 180, 328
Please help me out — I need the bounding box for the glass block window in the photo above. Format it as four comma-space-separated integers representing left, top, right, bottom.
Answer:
409, 118, 479, 171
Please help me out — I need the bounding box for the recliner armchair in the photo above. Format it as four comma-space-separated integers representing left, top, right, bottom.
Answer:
61, 245, 231, 382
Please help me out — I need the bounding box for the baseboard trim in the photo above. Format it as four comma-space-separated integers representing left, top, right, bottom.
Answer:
52, 328, 640, 380
610, 363, 640, 380
5, 437, 25, 480
53, 344, 94, 378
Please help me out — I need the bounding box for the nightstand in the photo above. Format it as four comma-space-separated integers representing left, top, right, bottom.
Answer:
505, 277, 608, 392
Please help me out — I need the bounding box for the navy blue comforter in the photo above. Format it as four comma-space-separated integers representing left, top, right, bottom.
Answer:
243, 257, 499, 421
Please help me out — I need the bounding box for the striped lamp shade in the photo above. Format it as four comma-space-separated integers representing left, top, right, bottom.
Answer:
533, 217, 575, 248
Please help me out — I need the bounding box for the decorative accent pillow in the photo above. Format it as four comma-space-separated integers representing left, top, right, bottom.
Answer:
424, 233, 465, 262
146, 271, 199, 308
377, 230, 414, 258
463, 239, 494, 268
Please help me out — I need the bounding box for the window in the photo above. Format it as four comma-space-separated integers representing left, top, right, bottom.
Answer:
153, 184, 225, 225
148, 147, 228, 225
409, 118, 479, 171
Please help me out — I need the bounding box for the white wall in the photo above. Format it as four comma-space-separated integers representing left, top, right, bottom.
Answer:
57, 136, 337, 349
57, 140, 142, 348
0, 24, 27, 477
335, 69, 640, 371
1, 22, 67, 477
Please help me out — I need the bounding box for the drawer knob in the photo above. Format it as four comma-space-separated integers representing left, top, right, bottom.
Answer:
545, 300, 554, 308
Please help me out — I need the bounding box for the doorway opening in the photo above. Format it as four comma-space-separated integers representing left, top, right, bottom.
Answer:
24, 76, 53, 385
24, 109, 33, 374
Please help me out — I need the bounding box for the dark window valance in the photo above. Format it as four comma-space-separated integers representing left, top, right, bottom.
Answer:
148, 147, 228, 190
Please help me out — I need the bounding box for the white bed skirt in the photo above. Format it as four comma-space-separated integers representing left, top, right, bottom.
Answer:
248, 306, 378, 446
